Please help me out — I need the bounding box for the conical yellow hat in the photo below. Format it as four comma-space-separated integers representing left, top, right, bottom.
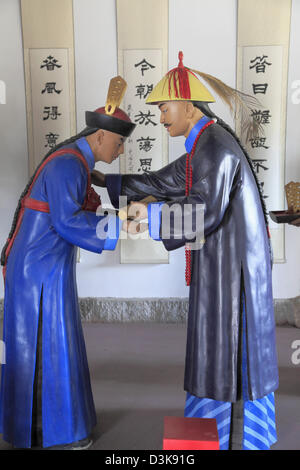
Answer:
146, 51, 215, 104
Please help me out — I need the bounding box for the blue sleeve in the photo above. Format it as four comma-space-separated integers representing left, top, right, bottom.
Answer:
45, 156, 120, 253
103, 214, 122, 250
147, 202, 164, 241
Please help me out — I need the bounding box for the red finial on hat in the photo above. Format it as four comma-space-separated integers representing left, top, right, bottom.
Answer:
93, 106, 132, 123
178, 51, 184, 68
166, 51, 195, 100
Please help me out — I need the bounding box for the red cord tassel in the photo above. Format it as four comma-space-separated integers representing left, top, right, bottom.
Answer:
184, 120, 214, 286
168, 67, 191, 100
167, 51, 199, 100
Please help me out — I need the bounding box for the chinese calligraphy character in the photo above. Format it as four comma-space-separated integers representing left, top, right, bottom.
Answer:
128, 149, 134, 172
134, 59, 155, 76
126, 104, 133, 118
258, 181, 268, 199
137, 136, 156, 152
249, 55, 272, 73
249, 137, 269, 149
43, 106, 62, 121
250, 109, 272, 125
41, 82, 62, 94
138, 158, 152, 172
134, 110, 157, 126
40, 56, 62, 71
45, 132, 59, 148
252, 159, 269, 174
252, 83, 268, 94
135, 84, 154, 100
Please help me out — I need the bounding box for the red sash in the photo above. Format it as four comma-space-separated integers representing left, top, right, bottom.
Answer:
2, 148, 101, 279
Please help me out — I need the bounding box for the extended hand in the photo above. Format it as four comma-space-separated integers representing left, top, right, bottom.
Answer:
119, 198, 154, 221
128, 201, 148, 220
91, 169, 106, 187
122, 219, 148, 234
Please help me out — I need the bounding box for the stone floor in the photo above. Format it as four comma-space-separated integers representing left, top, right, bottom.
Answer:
0, 322, 299, 450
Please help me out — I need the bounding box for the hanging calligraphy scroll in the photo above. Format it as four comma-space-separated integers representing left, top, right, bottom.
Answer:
237, 0, 292, 263
117, 0, 169, 264
20, 0, 78, 260
240, 46, 284, 225
20, 0, 76, 175
122, 50, 164, 175
27, 49, 73, 172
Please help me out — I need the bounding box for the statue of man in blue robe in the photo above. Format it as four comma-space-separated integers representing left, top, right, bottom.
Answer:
0, 77, 136, 449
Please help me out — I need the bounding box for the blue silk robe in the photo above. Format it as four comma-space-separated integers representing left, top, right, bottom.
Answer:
0, 137, 119, 448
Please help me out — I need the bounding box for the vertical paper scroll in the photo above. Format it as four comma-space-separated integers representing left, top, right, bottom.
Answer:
117, 0, 169, 264
20, 0, 76, 175
241, 45, 284, 220
28, 49, 72, 170
123, 49, 163, 175
20, 0, 78, 259
237, 0, 292, 263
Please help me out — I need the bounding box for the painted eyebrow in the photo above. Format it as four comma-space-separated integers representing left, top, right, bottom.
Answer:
158, 103, 167, 110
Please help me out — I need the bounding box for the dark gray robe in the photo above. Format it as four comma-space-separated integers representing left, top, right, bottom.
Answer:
106, 122, 279, 402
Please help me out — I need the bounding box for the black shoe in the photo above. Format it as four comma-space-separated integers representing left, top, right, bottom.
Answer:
47, 437, 93, 450
63, 437, 93, 450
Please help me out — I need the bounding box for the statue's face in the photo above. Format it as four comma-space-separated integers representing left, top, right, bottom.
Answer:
158, 101, 191, 137
94, 130, 125, 164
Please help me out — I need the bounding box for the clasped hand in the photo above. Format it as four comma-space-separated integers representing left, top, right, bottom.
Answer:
121, 201, 149, 234
91, 169, 151, 234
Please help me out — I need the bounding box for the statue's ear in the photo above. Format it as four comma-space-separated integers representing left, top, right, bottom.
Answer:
185, 101, 195, 119
95, 129, 105, 146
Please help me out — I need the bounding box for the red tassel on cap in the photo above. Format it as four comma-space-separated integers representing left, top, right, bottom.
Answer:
167, 51, 197, 100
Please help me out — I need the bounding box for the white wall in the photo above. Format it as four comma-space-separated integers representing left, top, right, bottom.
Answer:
73, 0, 190, 298
0, 0, 299, 299
73, 0, 237, 298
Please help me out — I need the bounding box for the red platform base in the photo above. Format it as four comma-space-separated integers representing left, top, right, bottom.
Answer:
163, 416, 219, 450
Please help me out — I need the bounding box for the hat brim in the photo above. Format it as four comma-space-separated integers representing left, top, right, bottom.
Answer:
85, 111, 136, 137
145, 72, 215, 105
